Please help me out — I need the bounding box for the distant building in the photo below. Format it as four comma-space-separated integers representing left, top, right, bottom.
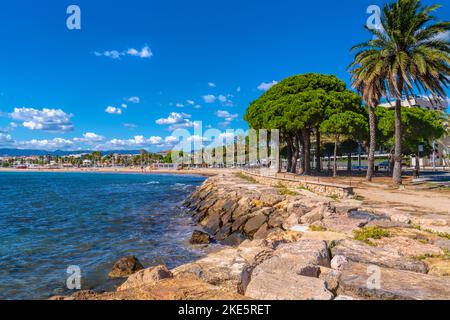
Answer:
379, 95, 448, 111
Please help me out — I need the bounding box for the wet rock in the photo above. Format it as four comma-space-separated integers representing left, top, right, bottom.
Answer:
222, 231, 247, 246
216, 224, 232, 241
190, 230, 212, 244
118, 265, 173, 291
109, 256, 144, 279
347, 210, 388, 221
331, 239, 428, 273
338, 262, 450, 300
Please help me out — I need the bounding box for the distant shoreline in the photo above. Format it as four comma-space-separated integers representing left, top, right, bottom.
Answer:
0, 167, 230, 177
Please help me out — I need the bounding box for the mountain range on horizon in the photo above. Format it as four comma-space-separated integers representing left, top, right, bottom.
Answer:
0, 149, 151, 157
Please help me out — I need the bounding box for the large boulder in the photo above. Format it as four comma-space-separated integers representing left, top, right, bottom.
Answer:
243, 213, 267, 236
245, 270, 334, 300
338, 262, 450, 300
109, 256, 144, 279
331, 239, 428, 273
117, 265, 173, 291
172, 243, 273, 293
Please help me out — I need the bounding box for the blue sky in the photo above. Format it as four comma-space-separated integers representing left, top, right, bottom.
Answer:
0, 0, 448, 151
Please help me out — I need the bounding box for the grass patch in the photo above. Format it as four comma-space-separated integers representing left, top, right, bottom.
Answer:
234, 172, 259, 184
276, 183, 298, 196
353, 226, 391, 246
412, 224, 450, 240
353, 195, 365, 201
309, 225, 327, 232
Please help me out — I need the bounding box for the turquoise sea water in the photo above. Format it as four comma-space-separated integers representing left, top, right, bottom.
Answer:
0, 171, 206, 300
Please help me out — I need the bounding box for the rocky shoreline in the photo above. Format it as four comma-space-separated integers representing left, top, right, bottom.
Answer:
53, 172, 450, 300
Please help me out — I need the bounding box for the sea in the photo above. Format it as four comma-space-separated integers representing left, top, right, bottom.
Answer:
0, 171, 206, 299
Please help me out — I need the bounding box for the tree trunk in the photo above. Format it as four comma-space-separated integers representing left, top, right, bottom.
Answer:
392, 97, 403, 185
302, 128, 311, 175
347, 153, 352, 172
366, 105, 376, 181
291, 134, 299, 174
315, 127, 321, 173
333, 137, 339, 177
299, 132, 305, 174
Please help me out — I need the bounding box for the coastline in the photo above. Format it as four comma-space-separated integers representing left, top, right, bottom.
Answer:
0, 167, 229, 177
53, 171, 450, 300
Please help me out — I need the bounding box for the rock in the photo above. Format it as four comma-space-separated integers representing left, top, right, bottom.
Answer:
426, 258, 450, 277
268, 213, 286, 228
118, 265, 173, 291
301, 230, 349, 242
322, 216, 368, 234
338, 262, 450, 300
282, 213, 300, 230
259, 193, 284, 206
274, 240, 331, 268
331, 255, 348, 271
202, 212, 222, 235
58, 276, 248, 300
253, 223, 269, 240
300, 205, 325, 224
245, 270, 334, 300
331, 239, 428, 273
390, 213, 411, 224
243, 214, 267, 236
190, 230, 212, 244
109, 256, 144, 278
435, 239, 450, 252
372, 236, 444, 258
216, 224, 232, 241
319, 267, 341, 293
172, 243, 273, 293
222, 231, 247, 246
264, 230, 302, 249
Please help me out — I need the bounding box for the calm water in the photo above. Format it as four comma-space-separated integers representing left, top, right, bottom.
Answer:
0, 171, 206, 300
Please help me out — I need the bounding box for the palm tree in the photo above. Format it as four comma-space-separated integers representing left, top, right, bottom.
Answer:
349, 0, 449, 185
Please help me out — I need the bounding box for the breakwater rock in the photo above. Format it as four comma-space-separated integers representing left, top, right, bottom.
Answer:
54, 172, 450, 300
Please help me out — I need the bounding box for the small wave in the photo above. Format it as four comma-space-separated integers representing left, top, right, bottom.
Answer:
144, 181, 160, 185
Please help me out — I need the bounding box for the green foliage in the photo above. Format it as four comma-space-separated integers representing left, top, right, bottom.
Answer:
276, 183, 298, 196
376, 107, 447, 154
320, 111, 368, 141
309, 225, 327, 232
353, 226, 391, 245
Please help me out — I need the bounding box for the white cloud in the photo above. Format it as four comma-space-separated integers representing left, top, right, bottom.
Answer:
216, 110, 239, 127
156, 112, 191, 125
216, 110, 238, 121
73, 132, 105, 143
10, 107, 74, 133
127, 46, 153, 58
176, 103, 185, 108
208, 82, 216, 88
0, 133, 14, 146
126, 96, 140, 104
123, 123, 138, 130
236, 86, 241, 93
257, 80, 278, 91
186, 100, 195, 105
105, 106, 123, 115
121, 103, 128, 109
202, 94, 217, 103
94, 46, 153, 60
218, 94, 234, 107
194, 104, 202, 109
16, 138, 74, 150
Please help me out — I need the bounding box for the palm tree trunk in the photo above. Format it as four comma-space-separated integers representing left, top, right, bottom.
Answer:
302, 128, 311, 175
315, 127, 321, 173
347, 153, 352, 172
392, 98, 403, 185
366, 105, 376, 181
